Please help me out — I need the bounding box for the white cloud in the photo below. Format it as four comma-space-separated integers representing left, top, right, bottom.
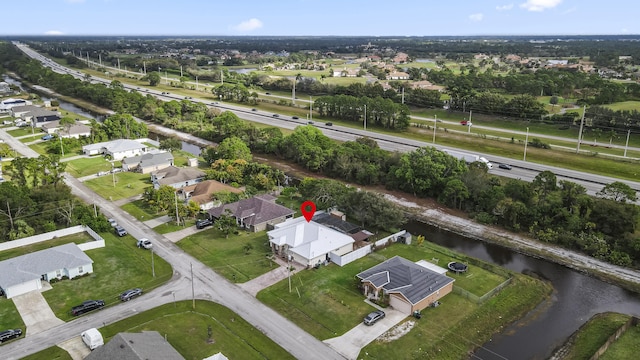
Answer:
45, 30, 64, 35
520, 0, 562, 12
469, 13, 484, 22
496, 4, 514, 11
232, 18, 263, 32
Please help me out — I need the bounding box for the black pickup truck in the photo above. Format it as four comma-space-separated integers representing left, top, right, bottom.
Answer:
71, 300, 105, 316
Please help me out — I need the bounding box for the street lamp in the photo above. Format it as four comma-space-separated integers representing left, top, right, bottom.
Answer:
523, 127, 530, 161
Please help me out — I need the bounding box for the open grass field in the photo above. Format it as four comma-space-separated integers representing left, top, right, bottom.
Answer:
561, 312, 630, 360
64, 156, 113, 178
83, 171, 151, 200
603, 101, 640, 111
599, 322, 640, 360
0, 232, 91, 262
177, 228, 277, 283
256, 240, 542, 347
42, 231, 172, 321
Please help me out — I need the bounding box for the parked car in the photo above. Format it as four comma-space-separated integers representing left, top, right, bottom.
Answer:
15, 121, 28, 127
120, 288, 143, 301
110, 167, 123, 174
0, 328, 22, 343
307, 121, 314, 125
251, 108, 257, 111
325, 122, 333, 126
114, 225, 127, 237
41, 134, 54, 141
196, 218, 213, 229
71, 300, 105, 316
498, 163, 512, 170
81, 328, 104, 350
137, 238, 152, 249
107, 218, 118, 227
292, 116, 299, 119
363, 310, 385, 325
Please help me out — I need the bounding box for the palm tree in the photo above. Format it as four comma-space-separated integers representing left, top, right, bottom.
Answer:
292, 73, 302, 104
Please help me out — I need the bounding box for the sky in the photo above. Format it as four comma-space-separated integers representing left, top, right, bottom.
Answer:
0, 0, 637, 37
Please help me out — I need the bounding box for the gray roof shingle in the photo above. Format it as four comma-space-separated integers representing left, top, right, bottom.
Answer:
208, 196, 294, 226
356, 256, 454, 305
85, 331, 185, 360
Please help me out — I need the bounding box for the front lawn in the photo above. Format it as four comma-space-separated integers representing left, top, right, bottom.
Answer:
21, 347, 71, 360
0, 298, 25, 338
42, 232, 173, 321
121, 199, 165, 221
154, 219, 196, 234
64, 157, 113, 178
83, 172, 150, 200
176, 228, 277, 283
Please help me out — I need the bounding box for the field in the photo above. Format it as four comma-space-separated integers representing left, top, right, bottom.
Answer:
21, 301, 294, 360
561, 312, 630, 360
83, 171, 151, 200
63, 156, 114, 178
603, 101, 640, 111
176, 227, 278, 283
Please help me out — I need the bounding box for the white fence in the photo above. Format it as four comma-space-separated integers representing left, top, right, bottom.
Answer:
0, 225, 105, 252
330, 230, 409, 267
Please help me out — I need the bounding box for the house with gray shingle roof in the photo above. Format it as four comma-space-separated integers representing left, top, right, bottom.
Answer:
0, 243, 94, 299
151, 165, 205, 189
122, 151, 174, 174
207, 194, 294, 232
85, 331, 185, 360
356, 256, 454, 314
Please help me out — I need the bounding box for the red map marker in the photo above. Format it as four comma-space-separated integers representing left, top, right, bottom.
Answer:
301, 200, 316, 222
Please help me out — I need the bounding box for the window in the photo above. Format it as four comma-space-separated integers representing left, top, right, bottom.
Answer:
78, 266, 84, 274
56, 270, 62, 277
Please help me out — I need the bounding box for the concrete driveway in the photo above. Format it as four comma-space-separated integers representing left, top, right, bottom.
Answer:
12, 286, 64, 336
57, 337, 91, 360
323, 307, 407, 360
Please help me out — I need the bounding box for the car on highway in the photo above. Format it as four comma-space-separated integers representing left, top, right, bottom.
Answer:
0, 328, 22, 343
307, 121, 314, 125
71, 300, 105, 316
41, 134, 54, 140
272, 114, 280, 117
120, 288, 143, 301
460, 120, 472, 126
265, 92, 271, 95
114, 225, 127, 237
196, 218, 213, 229
363, 310, 385, 325
292, 116, 299, 119
498, 163, 513, 170
325, 122, 333, 126
251, 108, 257, 111
137, 238, 153, 249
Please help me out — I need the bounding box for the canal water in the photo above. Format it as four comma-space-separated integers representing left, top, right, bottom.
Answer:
404, 221, 640, 360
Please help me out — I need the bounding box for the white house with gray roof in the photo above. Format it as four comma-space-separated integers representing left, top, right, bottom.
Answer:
268, 216, 355, 267
0, 243, 94, 299
82, 139, 148, 160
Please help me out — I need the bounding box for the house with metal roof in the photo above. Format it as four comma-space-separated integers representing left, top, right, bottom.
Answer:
122, 151, 174, 174
82, 139, 148, 160
85, 331, 185, 360
207, 194, 294, 232
0, 243, 94, 299
356, 256, 454, 314
0, 98, 31, 112
268, 216, 354, 267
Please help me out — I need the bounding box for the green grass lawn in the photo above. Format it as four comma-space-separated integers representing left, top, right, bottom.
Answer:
83, 172, 151, 200
7, 128, 34, 137
121, 199, 165, 221
20, 347, 72, 360
42, 232, 173, 321
176, 228, 277, 283
64, 156, 114, 178
603, 101, 640, 111
153, 219, 196, 234
257, 241, 514, 340
562, 312, 630, 360
0, 298, 25, 340
0, 233, 92, 262
599, 323, 640, 360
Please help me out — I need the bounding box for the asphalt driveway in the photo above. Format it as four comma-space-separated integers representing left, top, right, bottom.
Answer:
323, 306, 406, 360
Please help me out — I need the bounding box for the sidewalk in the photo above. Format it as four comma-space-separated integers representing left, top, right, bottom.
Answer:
142, 214, 172, 228
238, 257, 305, 296
163, 225, 201, 242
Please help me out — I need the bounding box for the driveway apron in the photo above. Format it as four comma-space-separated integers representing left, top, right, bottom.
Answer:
12, 287, 65, 336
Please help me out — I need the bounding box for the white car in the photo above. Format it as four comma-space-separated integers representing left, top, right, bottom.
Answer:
137, 238, 153, 249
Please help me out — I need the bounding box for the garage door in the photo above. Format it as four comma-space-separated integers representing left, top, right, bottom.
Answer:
6, 279, 41, 299
389, 295, 412, 314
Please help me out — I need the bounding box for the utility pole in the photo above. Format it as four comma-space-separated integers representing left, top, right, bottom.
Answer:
99, 53, 102, 67
468, 110, 472, 133
143, 61, 146, 74
576, 105, 586, 153
221, 70, 224, 85
174, 191, 180, 225
6, 201, 13, 230
196, 76, 198, 91
433, 115, 437, 143
117, 58, 120, 70
524, 127, 530, 161
288, 252, 291, 293
364, 104, 367, 131
310, 96, 313, 121
93, 202, 97, 217
151, 248, 155, 278
180, 65, 183, 77
401, 87, 404, 104
292, 78, 296, 105
191, 263, 195, 309
624, 129, 631, 157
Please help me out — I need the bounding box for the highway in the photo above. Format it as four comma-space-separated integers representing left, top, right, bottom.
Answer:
14, 42, 640, 199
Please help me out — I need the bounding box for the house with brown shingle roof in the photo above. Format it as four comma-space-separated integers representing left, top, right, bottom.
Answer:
151, 166, 205, 190
180, 180, 243, 210
207, 194, 294, 232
